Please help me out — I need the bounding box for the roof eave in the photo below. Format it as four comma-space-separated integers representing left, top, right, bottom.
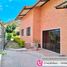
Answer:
56, 1, 67, 9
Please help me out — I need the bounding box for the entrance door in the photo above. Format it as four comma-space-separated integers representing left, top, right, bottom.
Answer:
42, 29, 60, 53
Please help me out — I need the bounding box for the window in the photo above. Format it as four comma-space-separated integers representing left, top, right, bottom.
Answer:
16, 31, 20, 35
26, 27, 31, 36
21, 29, 24, 36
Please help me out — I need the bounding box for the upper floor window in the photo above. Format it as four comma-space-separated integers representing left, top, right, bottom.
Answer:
26, 27, 31, 36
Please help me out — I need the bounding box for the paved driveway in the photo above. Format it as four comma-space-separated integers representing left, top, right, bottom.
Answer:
1, 50, 44, 67
1, 48, 62, 67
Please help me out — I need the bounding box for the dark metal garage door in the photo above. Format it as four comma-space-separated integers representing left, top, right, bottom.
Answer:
42, 29, 60, 53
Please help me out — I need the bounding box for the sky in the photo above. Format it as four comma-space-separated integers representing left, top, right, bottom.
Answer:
0, 0, 37, 23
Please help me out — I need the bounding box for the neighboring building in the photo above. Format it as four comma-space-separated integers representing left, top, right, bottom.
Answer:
16, 0, 67, 55
0, 23, 5, 50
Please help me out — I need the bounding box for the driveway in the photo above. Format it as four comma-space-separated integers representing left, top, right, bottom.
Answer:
1, 48, 62, 67
1, 50, 44, 67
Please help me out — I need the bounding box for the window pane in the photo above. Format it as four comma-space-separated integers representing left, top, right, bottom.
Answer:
26, 27, 31, 36
16, 32, 20, 35
21, 29, 24, 36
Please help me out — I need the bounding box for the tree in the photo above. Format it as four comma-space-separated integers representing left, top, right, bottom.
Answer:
5, 23, 16, 41
6, 23, 16, 33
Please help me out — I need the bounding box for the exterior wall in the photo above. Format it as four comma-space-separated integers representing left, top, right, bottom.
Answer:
33, 7, 41, 44
40, 0, 67, 55
20, 9, 34, 45
19, 0, 67, 55
20, 7, 41, 47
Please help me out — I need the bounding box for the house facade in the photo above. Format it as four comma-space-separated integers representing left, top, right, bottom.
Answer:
16, 0, 67, 55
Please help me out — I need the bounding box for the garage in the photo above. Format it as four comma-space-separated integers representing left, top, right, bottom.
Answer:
42, 29, 60, 53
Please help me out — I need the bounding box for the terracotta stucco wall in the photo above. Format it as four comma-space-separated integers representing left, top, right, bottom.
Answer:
19, 0, 67, 55
40, 0, 67, 55
20, 7, 41, 46
20, 10, 34, 44
33, 7, 41, 44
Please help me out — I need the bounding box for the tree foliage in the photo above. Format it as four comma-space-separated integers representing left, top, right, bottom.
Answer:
6, 23, 16, 33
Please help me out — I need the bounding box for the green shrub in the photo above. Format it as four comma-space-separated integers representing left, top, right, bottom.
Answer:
0, 51, 7, 55
13, 33, 16, 36
14, 37, 20, 42
18, 40, 25, 47
14, 37, 25, 48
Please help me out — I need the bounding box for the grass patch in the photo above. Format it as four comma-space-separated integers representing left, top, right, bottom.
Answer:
0, 51, 7, 55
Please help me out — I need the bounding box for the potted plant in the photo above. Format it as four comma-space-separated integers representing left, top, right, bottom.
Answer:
33, 40, 40, 50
